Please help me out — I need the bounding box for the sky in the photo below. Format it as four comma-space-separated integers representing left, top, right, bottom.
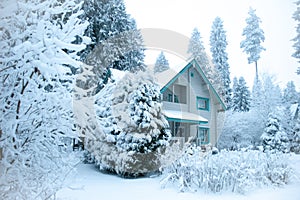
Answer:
124, 0, 300, 91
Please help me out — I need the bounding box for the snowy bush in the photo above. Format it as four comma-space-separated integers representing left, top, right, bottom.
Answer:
161, 147, 293, 194
218, 110, 264, 150
261, 113, 289, 153
85, 70, 171, 176
0, 0, 89, 199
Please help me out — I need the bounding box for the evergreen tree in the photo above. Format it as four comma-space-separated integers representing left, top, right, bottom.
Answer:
251, 77, 263, 109
86, 70, 171, 176
210, 17, 232, 106
240, 7, 265, 78
292, 0, 300, 74
188, 28, 209, 67
154, 51, 170, 73
283, 81, 299, 105
0, 0, 89, 198
261, 113, 289, 153
80, 0, 145, 84
291, 118, 300, 153
232, 77, 251, 112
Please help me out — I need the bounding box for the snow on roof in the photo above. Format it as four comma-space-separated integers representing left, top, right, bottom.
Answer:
163, 109, 208, 124
290, 103, 299, 118
153, 59, 189, 89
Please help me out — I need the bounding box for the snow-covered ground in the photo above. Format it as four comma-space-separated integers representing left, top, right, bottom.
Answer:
57, 154, 300, 200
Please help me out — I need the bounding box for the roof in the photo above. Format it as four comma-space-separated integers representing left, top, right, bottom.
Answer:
163, 110, 208, 124
154, 59, 226, 111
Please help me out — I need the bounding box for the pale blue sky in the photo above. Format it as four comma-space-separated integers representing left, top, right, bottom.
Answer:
125, 0, 300, 90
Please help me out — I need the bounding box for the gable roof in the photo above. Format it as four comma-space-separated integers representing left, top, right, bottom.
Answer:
155, 59, 226, 111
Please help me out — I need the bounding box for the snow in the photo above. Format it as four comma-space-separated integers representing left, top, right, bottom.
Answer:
153, 60, 189, 89
57, 154, 300, 200
163, 109, 208, 123
290, 103, 299, 119
110, 68, 126, 81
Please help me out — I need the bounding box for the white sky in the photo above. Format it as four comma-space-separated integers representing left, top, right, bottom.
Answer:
124, 0, 300, 91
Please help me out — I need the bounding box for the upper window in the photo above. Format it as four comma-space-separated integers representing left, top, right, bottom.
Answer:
197, 97, 209, 111
163, 84, 187, 104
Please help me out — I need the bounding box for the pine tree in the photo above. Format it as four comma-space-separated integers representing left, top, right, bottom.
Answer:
283, 81, 299, 105
0, 0, 89, 198
188, 28, 209, 66
210, 17, 232, 106
251, 77, 263, 109
154, 51, 170, 73
240, 7, 265, 79
292, 0, 300, 74
291, 118, 300, 153
261, 113, 289, 153
231, 77, 251, 112
86, 70, 171, 176
80, 0, 145, 72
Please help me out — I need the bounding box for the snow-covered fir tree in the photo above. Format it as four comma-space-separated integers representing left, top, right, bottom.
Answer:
86, 70, 171, 176
210, 17, 232, 106
187, 28, 214, 81
251, 74, 282, 118
231, 77, 251, 112
292, 0, 300, 74
291, 118, 300, 153
283, 81, 299, 105
80, 0, 145, 72
261, 113, 289, 153
154, 51, 169, 73
251, 77, 263, 109
240, 7, 265, 78
0, 0, 89, 199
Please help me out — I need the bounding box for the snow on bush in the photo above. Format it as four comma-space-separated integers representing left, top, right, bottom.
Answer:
161, 147, 293, 194
85, 70, 171, 176
0, 0, 89, 199
261, 113, 289, 153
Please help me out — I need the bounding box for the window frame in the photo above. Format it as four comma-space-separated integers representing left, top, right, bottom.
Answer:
197, 127, 210, 145
196, 96, 210, 111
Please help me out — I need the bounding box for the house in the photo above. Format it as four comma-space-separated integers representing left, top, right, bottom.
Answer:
155, 59, 226, 148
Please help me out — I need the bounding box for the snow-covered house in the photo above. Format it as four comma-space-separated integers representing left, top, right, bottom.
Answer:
155, 59, 226, 147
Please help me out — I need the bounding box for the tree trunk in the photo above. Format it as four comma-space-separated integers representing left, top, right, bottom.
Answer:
0, 129, 2, 160
255, 61, 258, 79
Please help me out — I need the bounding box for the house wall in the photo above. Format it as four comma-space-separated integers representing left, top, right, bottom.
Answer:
161, 63, 223, 147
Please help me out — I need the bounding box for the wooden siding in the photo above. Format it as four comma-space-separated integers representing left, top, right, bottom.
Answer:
160, 60, 225, 147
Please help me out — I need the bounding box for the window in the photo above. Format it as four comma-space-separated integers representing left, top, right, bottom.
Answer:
174, 85, 187, 104
197, 97, 209, 111
168, 94, 173, 102
163, 85, 187, 104
197, 127, 209, 145
174, 95, 179, 103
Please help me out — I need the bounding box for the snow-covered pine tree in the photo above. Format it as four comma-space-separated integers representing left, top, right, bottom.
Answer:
251, 77, 263, 109
0, 0, 89, 199
187, 28, 214, 81
292, 0, 300, 74
291, 118, 300, 153
261, 113, 289, 153
80, 0, 145, 72
231, 77, 251, 112
231, 77, 239, 109
210, 17, 231, 107
86, 70, 171, 176
154, 51, 170, 73
283, 81, 299, 105
240, 7, 265, 79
